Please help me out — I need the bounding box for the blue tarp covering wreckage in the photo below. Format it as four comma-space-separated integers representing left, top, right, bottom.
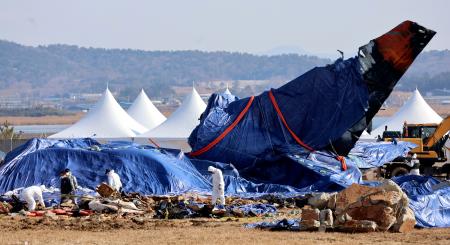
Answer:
393, 176, 450, 228
0, 21, 448, 227
0, 138, 361, 194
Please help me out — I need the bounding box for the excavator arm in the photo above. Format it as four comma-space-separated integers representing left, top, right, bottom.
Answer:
424, 116, 450, 148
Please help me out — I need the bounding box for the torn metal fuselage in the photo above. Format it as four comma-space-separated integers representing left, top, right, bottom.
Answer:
329, 21, 436, 155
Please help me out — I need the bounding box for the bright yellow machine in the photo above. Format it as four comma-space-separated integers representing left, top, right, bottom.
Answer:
382, 116, 450, 178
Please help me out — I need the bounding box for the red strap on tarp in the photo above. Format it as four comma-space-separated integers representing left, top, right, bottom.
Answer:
336, 156, 348, 171
268, 90, 315, 152
148, 138, 160, 148
189, 96, 255, 157
268, 90, 347, 171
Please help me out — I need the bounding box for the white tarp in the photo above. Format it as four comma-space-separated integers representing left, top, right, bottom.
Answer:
366, 89, 442, 138
127, 89, 166, 131
49, 88, 147, 139
137, 87, 206, 139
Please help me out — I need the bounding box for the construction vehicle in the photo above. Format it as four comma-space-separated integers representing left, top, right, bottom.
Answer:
381, 116, 450, 179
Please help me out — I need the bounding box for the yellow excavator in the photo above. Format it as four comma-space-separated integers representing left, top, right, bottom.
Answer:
381, 116, 450, 179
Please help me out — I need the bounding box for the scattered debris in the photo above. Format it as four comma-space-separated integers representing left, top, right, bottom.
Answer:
247, 180, 417, 233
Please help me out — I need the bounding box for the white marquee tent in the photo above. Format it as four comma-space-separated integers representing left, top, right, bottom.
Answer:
366, 89, 442, 138
127, 89, 166, 131
49, 88, 148, 139
137, 87, 206, 139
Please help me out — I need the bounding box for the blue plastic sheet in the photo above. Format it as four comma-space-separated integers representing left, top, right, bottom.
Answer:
0, 138, 316, 195
348, 141, 416, 169
0, 138, 212, 195
393, 175, 450, 228
189, 58, 368, 169
2, 140, 405, 197
189, 21, 434, 192
189, 79, 367, 191
231, 204, 277, 216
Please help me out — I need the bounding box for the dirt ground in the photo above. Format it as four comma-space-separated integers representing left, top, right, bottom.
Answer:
1, 216, 449, 245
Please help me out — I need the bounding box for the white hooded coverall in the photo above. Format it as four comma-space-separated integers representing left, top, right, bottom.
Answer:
208, 166, 225, 205
445, 139, 450, 162
107, 170, 122, 191
409, 154, 420, 176
21, 185, 46, 211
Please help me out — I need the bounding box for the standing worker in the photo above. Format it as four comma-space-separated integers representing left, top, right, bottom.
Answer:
410, 154, 421, 175
207, 166, 225, 206
105, 169, 122, 192
60, 168, 78, 208
21, 185, 46, 211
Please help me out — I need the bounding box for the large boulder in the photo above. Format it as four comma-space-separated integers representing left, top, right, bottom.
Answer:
333, 181, 415, 232
393, 206, 416, 233
337, 220, 378, 232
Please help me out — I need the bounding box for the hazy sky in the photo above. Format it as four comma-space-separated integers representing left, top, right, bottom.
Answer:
1, 0, 449, 57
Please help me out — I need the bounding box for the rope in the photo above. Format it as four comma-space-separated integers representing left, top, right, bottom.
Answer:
189, 90, 347, 171
148, 138, 160, 148
268, 89, 315, 152
189, 96, 255, 157
268, 89, 347, 171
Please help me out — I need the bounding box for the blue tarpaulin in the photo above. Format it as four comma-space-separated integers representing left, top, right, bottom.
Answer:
348, 141, 416, 169
232, 204, 277, 216
0, 138, 412, 196
0, 138, 326, 195
0, 138, 448, 228
0, 138, 211, 194
188, 20, 435, 190
190, 58, 368, 169
393, 175, 450, 228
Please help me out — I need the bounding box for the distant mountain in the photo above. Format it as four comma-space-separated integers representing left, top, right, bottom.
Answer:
397, 49, 450, 94
0, 40, 449, 99
0, 40, 330, 99
260, 45, 337, 59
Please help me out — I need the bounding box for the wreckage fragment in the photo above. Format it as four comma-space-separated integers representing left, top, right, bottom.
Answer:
189, 21, 435, 189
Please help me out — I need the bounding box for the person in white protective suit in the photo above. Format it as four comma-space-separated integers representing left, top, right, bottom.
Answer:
410, 153, 420, 175
445, 138, 450, 163
105, 169, 122, 192
20, 185, 46, 211
208, 166, 225, 205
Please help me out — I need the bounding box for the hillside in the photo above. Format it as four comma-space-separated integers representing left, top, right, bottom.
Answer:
0, 40, 449, 99
0, 40, 329, 99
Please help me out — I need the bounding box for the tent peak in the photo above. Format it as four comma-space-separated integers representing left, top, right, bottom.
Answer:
224, 87, 232, 95
127, 89, 166, 130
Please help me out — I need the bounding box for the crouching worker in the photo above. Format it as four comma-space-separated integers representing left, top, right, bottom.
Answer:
208, 166, 225, 206
105, 169, 122, 193
60, 168, 78, 208
21, 185, 46, 211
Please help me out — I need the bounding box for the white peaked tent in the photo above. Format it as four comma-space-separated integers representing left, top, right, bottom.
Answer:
137, 87, 206, 138
224, 87, 232, 95
367, 89, 442, 138
127, 89, 166, 130
49, 88, 148, 139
